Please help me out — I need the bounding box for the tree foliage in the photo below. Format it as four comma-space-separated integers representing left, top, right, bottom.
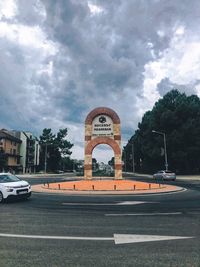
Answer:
108, 157, 114, 167
124, 90, 200, 174
39, 128, 73, 172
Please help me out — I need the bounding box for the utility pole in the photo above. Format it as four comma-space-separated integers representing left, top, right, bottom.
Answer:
44, 143, 47, 173
124, 150, 127, 172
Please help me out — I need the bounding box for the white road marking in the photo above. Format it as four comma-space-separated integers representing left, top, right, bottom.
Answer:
62, 203, 116, 206
0, 233, 112, 241
105, 212, 182, 216
116, 201, 156, 205
62, 201, 154, 206
113, 234, 193, 244
0, 233, 193, 245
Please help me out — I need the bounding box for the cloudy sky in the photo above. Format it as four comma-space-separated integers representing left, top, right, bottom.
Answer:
1, 0, 200, 162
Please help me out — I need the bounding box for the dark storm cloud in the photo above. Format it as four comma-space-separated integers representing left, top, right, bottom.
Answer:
15, 0, 45, 26
1, 0, 200, 159
157, 78, 197, 97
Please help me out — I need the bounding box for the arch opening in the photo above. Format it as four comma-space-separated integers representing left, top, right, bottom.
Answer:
92, 144, 115, 177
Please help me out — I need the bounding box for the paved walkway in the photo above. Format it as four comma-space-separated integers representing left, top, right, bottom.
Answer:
125, 172, 200, 180
18, 172, 75, 178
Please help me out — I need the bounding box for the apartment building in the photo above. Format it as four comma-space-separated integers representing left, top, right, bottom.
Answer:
12, 131, 40, 173
0, 129, 40, 173
0, 129, 22, 172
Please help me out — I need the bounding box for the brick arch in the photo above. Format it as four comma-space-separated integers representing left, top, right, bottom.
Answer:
85, 107, 120, 124
84, 107, 122, 179
85, 137, 121, 155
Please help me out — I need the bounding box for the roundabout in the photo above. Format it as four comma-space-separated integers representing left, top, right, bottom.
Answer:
32, 178, 184, 195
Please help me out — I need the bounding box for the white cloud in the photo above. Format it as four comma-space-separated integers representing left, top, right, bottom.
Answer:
141, 25, 200, 114
0, 0, 17, 20
88, 2, 103, 15
0, 22, 58, 55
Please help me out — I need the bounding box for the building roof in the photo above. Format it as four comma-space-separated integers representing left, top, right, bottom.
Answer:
0, 129, 22, 143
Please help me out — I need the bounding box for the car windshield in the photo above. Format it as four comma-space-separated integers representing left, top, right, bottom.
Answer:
165, 171, 173, 173
0, 174, 21, 183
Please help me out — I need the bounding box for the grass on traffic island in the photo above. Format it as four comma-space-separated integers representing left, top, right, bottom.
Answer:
42, 179, 168, 191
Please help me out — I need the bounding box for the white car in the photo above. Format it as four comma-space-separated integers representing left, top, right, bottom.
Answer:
0, 173, 31, 203
153, 170, 176, 181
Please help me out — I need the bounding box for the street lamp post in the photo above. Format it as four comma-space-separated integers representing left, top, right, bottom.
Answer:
44, 143, 53, 173
131, 142, 135, 173
44, 143, 48, 173
152, 130, 168, 171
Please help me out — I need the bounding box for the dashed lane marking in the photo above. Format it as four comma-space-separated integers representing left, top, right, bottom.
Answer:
62, 201, 154, 206
105, 212, 182, 216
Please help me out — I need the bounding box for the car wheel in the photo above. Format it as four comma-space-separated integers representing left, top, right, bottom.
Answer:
0, 192, 4, 203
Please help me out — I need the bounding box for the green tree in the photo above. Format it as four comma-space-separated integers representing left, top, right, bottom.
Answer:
39, 128, 73, 172
108, 157, 114, 167
61, 156, 74, 171
125, 90, 200, 174
92, 158, 98, 170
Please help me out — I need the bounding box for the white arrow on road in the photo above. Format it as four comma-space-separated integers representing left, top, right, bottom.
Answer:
113, 234, 193, 244
0, 233, 193, 245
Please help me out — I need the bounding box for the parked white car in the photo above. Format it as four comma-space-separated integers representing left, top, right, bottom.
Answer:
0, 173, 31, 203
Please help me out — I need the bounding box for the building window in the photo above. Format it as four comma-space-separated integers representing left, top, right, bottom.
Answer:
13, 149, 16, 155
10, 148, 12, 154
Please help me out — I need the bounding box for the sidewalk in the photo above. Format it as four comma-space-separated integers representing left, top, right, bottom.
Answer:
18, 172, 75, 178
125, 172, 200, 181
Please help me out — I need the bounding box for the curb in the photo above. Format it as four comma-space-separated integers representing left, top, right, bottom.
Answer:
32, 184, 185, 196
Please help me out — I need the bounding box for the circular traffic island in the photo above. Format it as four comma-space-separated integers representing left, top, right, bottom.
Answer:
32, 179, 184, 195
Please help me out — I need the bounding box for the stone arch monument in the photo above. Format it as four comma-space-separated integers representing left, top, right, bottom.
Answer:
84, 107, 122, 179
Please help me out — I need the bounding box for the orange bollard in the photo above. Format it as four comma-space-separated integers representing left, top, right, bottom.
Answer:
149, 184, 151, 189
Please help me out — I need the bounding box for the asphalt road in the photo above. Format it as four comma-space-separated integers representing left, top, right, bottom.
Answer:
0, 175, 200, 267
